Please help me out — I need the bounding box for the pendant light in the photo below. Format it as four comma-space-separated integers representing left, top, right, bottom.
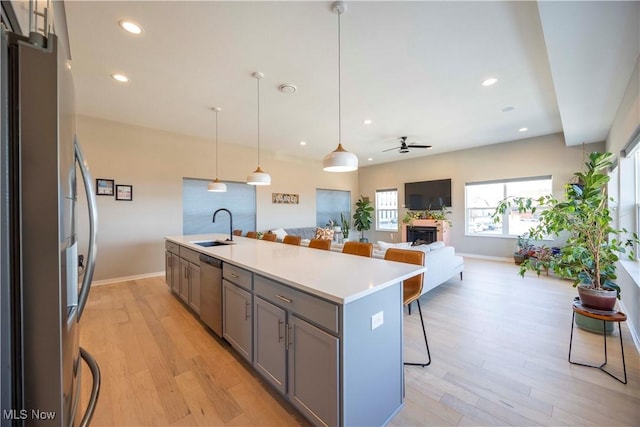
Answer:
247, 72, 271, 185
208, 107, 227, 192
322, 1, 358, 172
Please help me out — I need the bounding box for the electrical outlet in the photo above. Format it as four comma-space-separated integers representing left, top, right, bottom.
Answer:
371, 311, 384, 330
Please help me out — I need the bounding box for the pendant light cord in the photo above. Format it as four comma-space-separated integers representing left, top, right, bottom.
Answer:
337, 10, 342, 145
257, 76, 261, 166
215, 109, 219, 177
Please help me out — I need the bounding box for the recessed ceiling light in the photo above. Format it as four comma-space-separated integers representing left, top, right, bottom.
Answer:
501, 106, 515, 113
482, 78, 498, 87
278, 83, 297, 94
367, 157, 373, 161
119, 20, 143, 34
111, 74, 129, 83
363, 119, 373, 125
519, 127, 528, 132
299, 141, 307, 146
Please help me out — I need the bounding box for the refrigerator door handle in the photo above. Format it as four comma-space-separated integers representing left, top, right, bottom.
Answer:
75, 138, 98, 320
79, 347, 101, 427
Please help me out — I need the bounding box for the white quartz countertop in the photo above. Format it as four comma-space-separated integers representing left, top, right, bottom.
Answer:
166, 234, 427, 304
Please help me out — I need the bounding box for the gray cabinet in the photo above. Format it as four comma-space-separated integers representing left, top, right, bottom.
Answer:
165, 241, 180, 294
223, 279, 252, 362
188, 262, 200, 314
179, 258, 190, 304
288, 315, 338, 426
253, 275, 339, 426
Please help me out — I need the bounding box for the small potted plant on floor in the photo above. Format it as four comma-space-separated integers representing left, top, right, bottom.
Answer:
513, 234, 533, 265
493, 152, 638, 311
353, 196, 373, 242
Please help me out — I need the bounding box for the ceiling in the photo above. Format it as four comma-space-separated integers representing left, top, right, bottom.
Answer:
58, 1, 638, 167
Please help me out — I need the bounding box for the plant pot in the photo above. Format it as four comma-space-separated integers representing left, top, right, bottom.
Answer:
359, 238, 369, 243
575, 312, 614, 334
577, 285, 617, 311
513, 253, 526, 265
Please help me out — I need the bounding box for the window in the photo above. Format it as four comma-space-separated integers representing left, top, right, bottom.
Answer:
316, 189, 350, 228
375, 189, 398, 231
465, 176, 552, 236
183, 179, 256, 235
636, 149, 640, 260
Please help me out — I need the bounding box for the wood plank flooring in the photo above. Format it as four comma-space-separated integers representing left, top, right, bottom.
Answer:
80, 258, 640, 426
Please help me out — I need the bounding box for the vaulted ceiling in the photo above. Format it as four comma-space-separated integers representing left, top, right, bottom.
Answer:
58, 1, 639, 166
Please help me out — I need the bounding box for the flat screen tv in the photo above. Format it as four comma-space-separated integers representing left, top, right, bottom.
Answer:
404, 179, 451, 210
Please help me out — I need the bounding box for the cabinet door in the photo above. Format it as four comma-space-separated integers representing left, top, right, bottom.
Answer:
223, 280, 252, 362
189, 262, 201, 315
288, 315, 339, 427
253, 297, 286, 394
165, 251, 173, 288
179, 258, 189, 303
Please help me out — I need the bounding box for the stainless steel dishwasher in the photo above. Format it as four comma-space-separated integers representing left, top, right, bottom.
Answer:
199, 254, 223, 337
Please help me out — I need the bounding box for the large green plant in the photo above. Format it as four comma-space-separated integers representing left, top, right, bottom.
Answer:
493, 152, 638, 298
353, 196, 374, 241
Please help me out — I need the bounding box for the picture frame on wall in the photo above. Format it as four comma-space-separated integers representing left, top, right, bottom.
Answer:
115, 184, 133, 201
96, 178, 114, 196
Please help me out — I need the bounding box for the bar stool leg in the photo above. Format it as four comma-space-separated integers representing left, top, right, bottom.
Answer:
404, 299, 431, 367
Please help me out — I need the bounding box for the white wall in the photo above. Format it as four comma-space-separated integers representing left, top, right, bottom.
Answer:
76, 115, 357, 281
358, 133, 604, 258
605, 56, 639, 344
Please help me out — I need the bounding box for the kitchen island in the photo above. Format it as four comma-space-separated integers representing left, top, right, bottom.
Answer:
165, 234, 427, 426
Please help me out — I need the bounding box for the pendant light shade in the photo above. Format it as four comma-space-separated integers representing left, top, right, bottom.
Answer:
247, 72, 271, 186
208, 107, 227, 192
323, 1, 358, 172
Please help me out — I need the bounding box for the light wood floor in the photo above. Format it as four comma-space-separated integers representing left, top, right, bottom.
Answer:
80, 258, 640, 426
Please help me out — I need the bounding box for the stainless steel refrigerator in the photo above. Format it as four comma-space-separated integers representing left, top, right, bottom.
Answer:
1, 2, 100, 425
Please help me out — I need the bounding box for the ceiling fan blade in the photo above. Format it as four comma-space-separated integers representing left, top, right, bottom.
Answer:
382, 146, 401, 152
408, 144, 432, 149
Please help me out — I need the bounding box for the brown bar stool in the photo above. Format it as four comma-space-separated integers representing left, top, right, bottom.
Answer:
342, 241, 373, 257
569, 299, 627, 384
232, 229, 242, 236
262, 232, 277, 242
384, 248, 430, 367
308, 239, 331, 250
282, 235, 302, 246
246, 231, 257, 239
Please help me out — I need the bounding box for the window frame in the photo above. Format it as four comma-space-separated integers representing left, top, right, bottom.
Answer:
375, 188, 399, 232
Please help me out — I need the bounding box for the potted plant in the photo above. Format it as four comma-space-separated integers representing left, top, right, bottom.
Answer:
353, 196, 374, 242
493, 152, 638, 311
513, 234, 533, 265
424, 206, 453, 228
340, 212, 351, 240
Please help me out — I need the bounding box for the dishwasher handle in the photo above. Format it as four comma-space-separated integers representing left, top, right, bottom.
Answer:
199, 254, 222, 269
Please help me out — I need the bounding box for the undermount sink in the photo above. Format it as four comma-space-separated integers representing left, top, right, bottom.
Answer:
192, 240, 232, 247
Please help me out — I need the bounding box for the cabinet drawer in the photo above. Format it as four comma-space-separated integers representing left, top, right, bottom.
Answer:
165, 240, 180, 255
254, 275, 338, 334
179, 246, 200, 264
223, 263, 252, 291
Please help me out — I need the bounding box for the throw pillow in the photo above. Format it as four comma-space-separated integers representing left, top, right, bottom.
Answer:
377, 241, 413, 251
426, 241, 445, 251
271, 227, 288, 241
315, 228, 335, 240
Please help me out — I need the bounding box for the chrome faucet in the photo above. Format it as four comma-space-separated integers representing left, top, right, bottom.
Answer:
212, 208, 233, 241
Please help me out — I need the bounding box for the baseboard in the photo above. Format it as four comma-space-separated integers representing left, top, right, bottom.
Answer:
92, 271, 164, 287
456, 252, 512, 263
618, 300, 640, 355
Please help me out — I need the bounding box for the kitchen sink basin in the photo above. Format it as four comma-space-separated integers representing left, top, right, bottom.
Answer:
193, 240, 231, 247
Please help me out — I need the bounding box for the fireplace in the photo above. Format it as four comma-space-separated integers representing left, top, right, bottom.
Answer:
406, 226, 437, 244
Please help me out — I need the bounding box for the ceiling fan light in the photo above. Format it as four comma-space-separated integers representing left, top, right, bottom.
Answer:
247, 166, 271, 185
207, 178, 227, 192
323, 143, 358, 172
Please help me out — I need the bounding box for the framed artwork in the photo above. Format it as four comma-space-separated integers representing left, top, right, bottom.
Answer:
272, 193, 299, 204
96, 178, 114, 196
115, 184, 133, 201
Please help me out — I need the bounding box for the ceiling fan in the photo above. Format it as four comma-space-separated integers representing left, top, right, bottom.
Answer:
382, 136, 432, 153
